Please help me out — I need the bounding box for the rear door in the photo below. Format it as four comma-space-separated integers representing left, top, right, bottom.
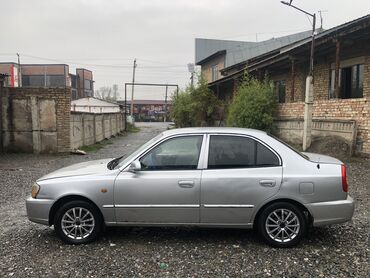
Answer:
200, 134, 283, 224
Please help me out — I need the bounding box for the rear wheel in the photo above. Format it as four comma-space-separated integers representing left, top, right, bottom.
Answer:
54, 200, 103, 244
258, 202, 306, 248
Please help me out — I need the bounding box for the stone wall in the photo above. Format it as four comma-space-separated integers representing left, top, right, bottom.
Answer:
70, 112, 124, 150
1, 87, 71, 153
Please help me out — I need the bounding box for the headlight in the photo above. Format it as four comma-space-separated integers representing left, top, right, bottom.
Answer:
31, 183, 40, 198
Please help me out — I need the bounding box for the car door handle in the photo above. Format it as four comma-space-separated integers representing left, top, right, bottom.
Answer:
178, 180, 194, 188
259, 180, 276, 187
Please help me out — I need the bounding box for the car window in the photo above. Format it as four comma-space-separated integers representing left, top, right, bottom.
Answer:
114, 133, 164, 169
208, 135, 280, 169
140, 135, 203, 171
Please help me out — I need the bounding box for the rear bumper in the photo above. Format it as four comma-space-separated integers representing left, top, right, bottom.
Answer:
26, 197, 54, 226
306, 195, 355, 226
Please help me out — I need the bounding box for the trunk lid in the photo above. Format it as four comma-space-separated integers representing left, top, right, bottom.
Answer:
302, 152, 342, 164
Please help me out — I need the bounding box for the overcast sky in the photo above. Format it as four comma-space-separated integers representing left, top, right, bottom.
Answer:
1, 0, 369, 100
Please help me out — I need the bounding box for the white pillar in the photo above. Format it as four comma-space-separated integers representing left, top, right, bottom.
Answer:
303, 76, 314, 151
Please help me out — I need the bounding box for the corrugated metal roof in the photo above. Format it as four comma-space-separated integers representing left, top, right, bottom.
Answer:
195, 38, 257, 65
195, 30, 312, 68
225, 30, 312, 67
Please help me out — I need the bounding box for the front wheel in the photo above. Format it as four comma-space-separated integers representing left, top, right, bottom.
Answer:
54, 200, 103, 244
257, 202, 307, 248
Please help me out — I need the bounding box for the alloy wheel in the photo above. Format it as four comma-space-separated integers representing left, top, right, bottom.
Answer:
61, 207, 95, 240
265, 208, 300, 243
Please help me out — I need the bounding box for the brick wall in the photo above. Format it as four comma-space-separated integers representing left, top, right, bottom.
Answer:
201, 54, 226, 83
275, 55, 370, 154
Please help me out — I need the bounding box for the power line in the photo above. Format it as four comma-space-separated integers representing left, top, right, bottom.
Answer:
19, 54, 186, 69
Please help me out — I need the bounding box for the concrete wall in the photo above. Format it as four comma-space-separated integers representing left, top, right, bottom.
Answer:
0, 87, 125, 153
275, 118, 357, 154
70, 112, 124, 150
1, 87, 71, 153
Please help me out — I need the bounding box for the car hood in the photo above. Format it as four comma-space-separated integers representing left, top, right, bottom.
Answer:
37, 158, 114, 181
302, 152, 342, 164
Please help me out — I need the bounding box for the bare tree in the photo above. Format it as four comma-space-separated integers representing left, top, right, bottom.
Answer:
95, 86, 112, 100
95, 85, 119, 101
112, 84, 118, 100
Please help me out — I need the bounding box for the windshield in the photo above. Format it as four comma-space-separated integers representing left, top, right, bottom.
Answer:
269, 134, 309, 160
111, 133, 164, 170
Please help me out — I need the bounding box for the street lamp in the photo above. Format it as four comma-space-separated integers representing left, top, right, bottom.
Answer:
281, 0, 316, 151
187, 63, 195, 88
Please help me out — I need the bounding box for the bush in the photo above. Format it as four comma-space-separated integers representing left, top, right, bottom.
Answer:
171, 75, 221, 127
171, 91, 194, 127
227, 75, 276, 133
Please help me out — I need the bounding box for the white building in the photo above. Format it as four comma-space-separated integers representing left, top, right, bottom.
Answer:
71, 97, 121, 114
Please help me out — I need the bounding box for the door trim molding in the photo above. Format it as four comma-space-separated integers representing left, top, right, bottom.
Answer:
107, 204, 200, 208
203, 204, 254, 208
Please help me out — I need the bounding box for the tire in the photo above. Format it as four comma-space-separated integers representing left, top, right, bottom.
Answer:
257, 202, 307, 248
54, 200, 103, 244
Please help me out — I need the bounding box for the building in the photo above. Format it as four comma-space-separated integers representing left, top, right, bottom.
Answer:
195, 14, 370, 155
76, 68, 94, 99
121, 100, 172, 122
71, 97, 121, 114
0, 63, 20, 87
195, 30, 314, 100
0, 63, 94, 100
21, 64, 70, 88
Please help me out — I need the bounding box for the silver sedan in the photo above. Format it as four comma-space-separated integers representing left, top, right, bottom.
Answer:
26, 127, 354, 247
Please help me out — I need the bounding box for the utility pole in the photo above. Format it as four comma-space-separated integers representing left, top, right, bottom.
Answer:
130, 59, 137, 118
164, 84, 168, 122
0, 74, 7, 152
281, 0, 316, 151
17, 53, 21, 87
318, 10, 328, 30
187, 63, 195, 88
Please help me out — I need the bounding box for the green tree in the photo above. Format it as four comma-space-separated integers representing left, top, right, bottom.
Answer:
227, 75, 276, 133
171, 75, 221, 127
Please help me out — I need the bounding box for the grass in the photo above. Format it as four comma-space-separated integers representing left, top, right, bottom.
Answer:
127, 123, 140, 133
80, 139, 113, 152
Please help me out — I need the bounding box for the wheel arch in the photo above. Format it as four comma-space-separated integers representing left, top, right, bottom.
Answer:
48, 195, 104, 226
252, 198, 313, 228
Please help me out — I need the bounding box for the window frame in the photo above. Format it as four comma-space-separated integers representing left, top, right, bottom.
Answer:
328, 62, 364, 99
204, 134, 282, 170
135, 134, 206, 171
211, 64, 219, 82
274, 80, 286, 103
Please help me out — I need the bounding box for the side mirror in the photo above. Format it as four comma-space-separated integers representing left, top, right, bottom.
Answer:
128, 160, 141, 172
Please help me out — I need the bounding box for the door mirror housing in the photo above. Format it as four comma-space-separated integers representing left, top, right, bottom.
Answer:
129, 160, 141, 172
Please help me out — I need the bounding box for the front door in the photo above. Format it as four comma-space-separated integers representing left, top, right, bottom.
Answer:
114, 135, 204, 223
201, 134, 283, 224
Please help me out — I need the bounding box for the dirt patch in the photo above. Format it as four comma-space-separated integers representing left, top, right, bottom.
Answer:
307, 136, 351, 161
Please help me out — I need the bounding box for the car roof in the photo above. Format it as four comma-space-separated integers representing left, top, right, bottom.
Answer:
162, 127, 267, 137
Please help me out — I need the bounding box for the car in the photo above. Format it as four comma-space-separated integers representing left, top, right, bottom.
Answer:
26, 127, 354, 247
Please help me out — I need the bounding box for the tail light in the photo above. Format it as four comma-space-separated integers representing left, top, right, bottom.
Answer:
341, 164, 348, 193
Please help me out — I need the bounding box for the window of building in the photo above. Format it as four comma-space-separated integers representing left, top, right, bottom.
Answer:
211, 65, 219, 81
274, 80, 286, 103
22, 75, 65, 87
140, 136, 203, 171
207, 135, 280, 169
84, 79, 92, 90
329, 64, 364, 99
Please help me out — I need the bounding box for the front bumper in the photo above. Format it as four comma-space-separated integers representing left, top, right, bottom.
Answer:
306, 195, 355, 226
26, 197, 54, 226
